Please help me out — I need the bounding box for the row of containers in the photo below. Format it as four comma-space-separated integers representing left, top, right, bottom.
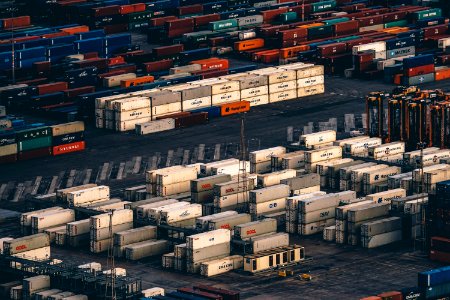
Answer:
0, 120, 85, 164
361, 266, 450, 300
94, 63, 325, 132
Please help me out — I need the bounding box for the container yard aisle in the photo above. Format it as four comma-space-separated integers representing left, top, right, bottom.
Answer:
3, 77, 450, 183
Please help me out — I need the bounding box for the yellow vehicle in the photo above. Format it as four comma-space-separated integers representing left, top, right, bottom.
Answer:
299, 273, 312, 281
278, 269, 294, 277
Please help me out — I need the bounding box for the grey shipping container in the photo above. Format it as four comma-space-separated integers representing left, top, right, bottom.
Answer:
186, 242, 230, 262
190, 174, 232, 193
280, 173, 320, 190
125, 240, 168, 260
3, 234, 50, 255
361, 217, 402, 237
347, 203, 390, 223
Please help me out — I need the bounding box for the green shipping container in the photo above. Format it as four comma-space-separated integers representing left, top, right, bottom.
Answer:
280, 12, 297, 23
16, 127, 51, 141
323, 17, 350, 25
129, 21, 149, 30
128, 11, 151, 23
335, 35, 360, 42
18, 136, 52, 152
182, 31, 215, 43
209, 19, 238, 31
312, 0, 337, 13
412, 8, 441, 20
383, 20, 408, 28
307, 25, 333, 39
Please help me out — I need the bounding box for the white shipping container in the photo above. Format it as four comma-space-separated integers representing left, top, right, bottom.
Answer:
417, 150, 450, 167
257, 169, 297, 187
250, 146, 286, 164
160, 204, 202, 224
156, 166, 197, 185
438, 37, 450, 49
300, 130, 336, 148
200, 159, 240, 176
151, 102, 181, 118
346, 138, 383, 155
23, 275, 51, 294
200, 255, 243, 277
196, 211, 238, 231
268, 80, 297, 93
366, 188, 406, 204
352, 41, 386, 55
240, 86, 268, 98
242, 94, 269, 107
113, 97, 150, 112
142, 287, 165, 297
67, 186, 110, 206
90, 222, 133, 241
147, 201, 190, 222
333, 136, 370, 147
3, 234, 50, 255
211, 91, 241, 105
297, 75, 324, 87
187, 242, 230, 262
280, 64, 324, 79
250, 198, 286, 215
250, 67, 296, 84
125, 240, 168, 260
34, 289, 62, 299
182, 96, 212, 110
362, 230, 402, 248
368, 142, 405, 159
298, 194, 340, 213
363, 166, 401, 185
299, 206, 335, 223
286, 191, 327, 210
103, 268, 127, 277
136, 199, 179, 220
299, 218, 335, 235
248, 232, 289, 253
21, 207, 64, 227
90, 209, 133, 229
186, 229, 231, 250
208, 213, 252, 231
305, 146, 342, 163
116, 117, 152, 131
297, 84, 325, 97
234, 219, 277, 239
31, 209, 75, 230
212, 161, 249, 177
12, 246, 51, 261
115, 108, 151, 122
269, 89, 297, 103
249, 184, 290, 203
156, 180, 191, 196
203, 79, 240, 95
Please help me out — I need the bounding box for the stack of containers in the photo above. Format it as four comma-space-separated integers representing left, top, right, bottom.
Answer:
271, 150, 305, 172
304, 146, 343, 173
201, 159, 240, 176
20, 207, 63, 234
66, 219, 90, 247
257, 169, 297, 188
392, 194, 428, 241
0, 105, 17, 162
22, 275, 51, 299
220, 73, 269, 107
285, 191, 326, 233
89, 209, 133, 253
343, 137, 382, 157
30, 208, 75, 234
66, 185, 110, 207
325, 159, 361, 190
368, 142, 405, 162
424, 167, 450, 195
113, 97, 151, 131
56, 184, 97, 204
281, 64, 325, 98
402, 54, 435, 85
360, 217, 403, 248
339, 162, 377, 192
191, 174, 232, 204
207, 213, 252, 231
125, 239, 168, 261
249, 146, 286, 174
3, 234, 50, 260
50, 121, 85, 156
346, 203, 390, 245
174, 243, 187, 271
335, 200, 372, 244
280, 173, 321, 195
158, 203, 202, 227
298, 194, 342, 235
113, 226, 158, 257
196, 78, 240, 107
149, 91, 182, 120
185, 229, 231, 274
249, 184, 290, 219
16, 127, 52, 160
195, 211, 239, 231
249, 67, 297, 103
316, 158, 354, 188
362, 165, 401, 194
233, 219, 277, 240
213, 177, 255, 213
349, 164, 387, 193
135, 199, 179, 223
147, 166, 197, 197
419, 267, 450, 299
164, 84, 212, 111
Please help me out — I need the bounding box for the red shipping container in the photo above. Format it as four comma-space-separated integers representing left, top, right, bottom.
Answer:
200, 69, 228, 79
37, 82, 68, 95
64, 86, 95, 98
93, 5, 120, 17
175, 112, 208, 128
260, 25, 289, 38
144, 59, 174, 72
108, 64, 136, 74
165, 18, 194, 30
103, 23, 128, 34
280, 38, 308, 48
18, 78, 48, 85
151, 16, 178, 27
377, 291, 402, 300
190, 58, 229, 70
53, 141, 85, 156
431, 236, 450, 252
108, 56, 125, 66
2, 16, 31, 29
318, 42, 347, 56
193, 14, 220, 27
333, 20, 359, 35
261, 8, 288, 23
167, 28, 193, 38
154, 44, 184, 57
360, 297, 382, 300
18, 147, 52, 161
346, 38, 373, 50
404, 64, 435, 77
132, 3, 146, 13
83, 52, 98, 59
278, 28, 308, 40
423, 24, 449, 38
357, 15, 383, 27
260, 51, 280, 64
61, 25, 89, 35
209, 36, 226, 47
178, 4, 203, 16
41, 32, 69, 39
119, 5, 134, 15
430, 250, 450, 263
74, 58, 108, 70
0, 154, 17, 164
382, 11, 407, 23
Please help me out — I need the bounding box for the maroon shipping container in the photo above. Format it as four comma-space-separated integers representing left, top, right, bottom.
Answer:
346, 38, 373, 49
151, 16, 178, 27
17, 78, 48, 86
175, 112, 208, 128
144, 59, 173, 72
404, 64, 435, 77
83, 52, 99, 59
259, 25, 289, 38
178, 4, 203, 16
310, 11, 337, 20
37, 82, 68, 95
103, 23, 128, 34
340, 3, 365, 13
423, 25, 449, 38
167, 28, 193, 39
382, 11, 407, 23
430, 250, 450, 263
0, 154, 17, 164
356, 51, 375, 63
288, 4, 312, 16
277, 28, 307, 41
74, 58, 109, 70
357, 15, 383, 27
209, 37, 226, 47
33, 61, 51, 72
261, 8, 288, 23
18, 147, 52, 161
431, 236, 450, 252
93, 5, 120, 17
64, 86, 95, 98
108, 64, 137, 73
165, 18, 194, 30
318, 42, 347, 56
193, 285, 240, 300
156, 112, 191, 120
193, 14, 220, 27
191, 69, 228, 79
153, 44, 184, 57
177, 288, 222, 300
98, 69, 127, 79
437, 54, 450, 65
333, 20, 359, 35
280, 38, 308, 48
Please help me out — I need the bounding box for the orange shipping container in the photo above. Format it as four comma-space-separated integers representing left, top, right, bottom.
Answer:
2, 16, 31, 29
234, 38, 265, 51
279, 45, 309, 59
190, 58, 229, 70
360, 297, 382, 300
60, 25, 89, 34
297, 23, 324, 29
53, 141, 85, 156
435, 67, 450, 81
108, 56, 125, 66
120, 75, 154, 87
393, 74, 402, 85
220, 101, 250, 116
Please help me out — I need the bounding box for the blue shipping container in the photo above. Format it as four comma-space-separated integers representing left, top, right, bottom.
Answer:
16, 47, 46, 60
76, 29, 105, 40
74, 38, 104, 54
189, 106, 221, 118
418, 266, 450, 288
403, 54, 434, 68
385, 37, 415, 51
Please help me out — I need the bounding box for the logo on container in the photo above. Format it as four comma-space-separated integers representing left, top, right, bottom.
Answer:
246, 229, 256, 235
